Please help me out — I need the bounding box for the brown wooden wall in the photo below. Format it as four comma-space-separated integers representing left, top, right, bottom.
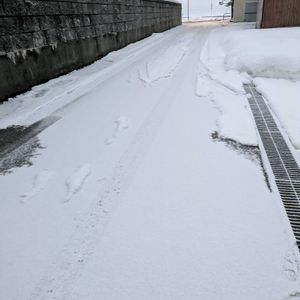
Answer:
261, 0, 300, 28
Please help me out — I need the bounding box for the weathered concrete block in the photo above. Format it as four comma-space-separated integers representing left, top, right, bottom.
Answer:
0, 0, 182, 101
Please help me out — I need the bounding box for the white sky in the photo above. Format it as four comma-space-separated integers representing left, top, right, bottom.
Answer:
177, 0, 230, 19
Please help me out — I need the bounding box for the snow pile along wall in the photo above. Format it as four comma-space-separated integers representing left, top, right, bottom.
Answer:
0, 0, 182, 102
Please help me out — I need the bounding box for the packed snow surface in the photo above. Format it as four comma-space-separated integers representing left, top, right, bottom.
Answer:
0, 23, 299, 300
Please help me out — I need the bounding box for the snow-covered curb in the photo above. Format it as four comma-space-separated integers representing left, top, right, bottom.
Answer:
197, 24, 257, 146
198, 23, 300, 151
196, 73, 257, 146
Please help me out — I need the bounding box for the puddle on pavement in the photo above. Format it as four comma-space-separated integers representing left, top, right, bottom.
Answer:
211, 131, 272, 192
0, 117, 58, 175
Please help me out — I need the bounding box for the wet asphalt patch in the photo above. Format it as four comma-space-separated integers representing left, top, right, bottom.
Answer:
0, 117, 58, 175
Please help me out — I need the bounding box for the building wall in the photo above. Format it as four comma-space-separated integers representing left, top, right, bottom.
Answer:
256, 0, 264, 28
0, 0, 181, 102
259, 0, 300, 28
233, 0, 246, 22
233, 0, 258, 22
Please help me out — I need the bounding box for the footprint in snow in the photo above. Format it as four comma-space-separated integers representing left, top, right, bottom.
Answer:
282, 291, 300, 299
196, 75, 214, 99
282, 245, 300, 281
105, 137, 114, 145
65, 164, 91, 203
20, 170, 54, 202
116, 116, 129, 132
105, 116, 129, 146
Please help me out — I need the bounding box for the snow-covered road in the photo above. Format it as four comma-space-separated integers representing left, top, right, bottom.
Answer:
1, 23, 300, 300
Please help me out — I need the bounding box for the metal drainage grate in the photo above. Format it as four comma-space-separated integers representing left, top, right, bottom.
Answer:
244, 83, 300, 248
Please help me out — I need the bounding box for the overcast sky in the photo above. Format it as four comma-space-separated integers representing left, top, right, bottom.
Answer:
177, 0, 230, 19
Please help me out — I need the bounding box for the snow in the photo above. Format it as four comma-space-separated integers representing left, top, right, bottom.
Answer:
20, 169, 54, 203
115, 116, 130, 132
223, 27, 300, 81
200, 23, 300, 81
254, 78, 300, 150
139, 33, 193, 83
283, 246, 300, 281
196, 74, 257, 146
105, 116, 130, 145
65, 164, 91, 202
0, 22, 299, 300
198, 24, 257, 146
200, 23, 300, 152
208, 69, 251, 94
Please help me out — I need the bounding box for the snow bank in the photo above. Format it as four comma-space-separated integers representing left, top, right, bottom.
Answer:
199, 24, 257, 146
202, 24, 300, 81
200, 24, 300, 149
196, 75, 257, 146
254, 78, 300, 149
223, 27, 300, 80
208, 69, 251, 94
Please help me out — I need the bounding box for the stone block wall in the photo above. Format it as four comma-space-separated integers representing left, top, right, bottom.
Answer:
0, 0, 181, 101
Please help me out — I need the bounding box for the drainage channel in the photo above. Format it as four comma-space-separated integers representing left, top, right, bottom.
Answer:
244, 83, 300, 248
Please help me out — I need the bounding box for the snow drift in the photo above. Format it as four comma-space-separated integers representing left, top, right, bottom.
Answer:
201, 24, 300, 150
202, 25, 300, 81
223, 27, 300, 81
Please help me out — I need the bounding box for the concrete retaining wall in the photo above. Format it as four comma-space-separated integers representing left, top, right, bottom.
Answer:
0, 0, 181, 101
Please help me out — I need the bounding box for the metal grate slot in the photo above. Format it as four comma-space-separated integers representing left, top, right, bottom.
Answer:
244, 83, 300, 248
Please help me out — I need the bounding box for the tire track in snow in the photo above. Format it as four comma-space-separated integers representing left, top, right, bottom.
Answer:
29, 27, 201, 300
64, 164, 91, 203
139, 32, 195, 84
